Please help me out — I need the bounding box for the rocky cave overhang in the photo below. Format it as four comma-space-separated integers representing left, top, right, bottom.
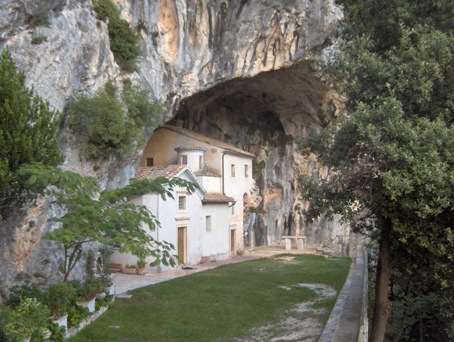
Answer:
167, 61, 333, 147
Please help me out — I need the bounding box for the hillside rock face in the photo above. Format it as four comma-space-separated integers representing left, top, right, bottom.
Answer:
0, 0, 355, 299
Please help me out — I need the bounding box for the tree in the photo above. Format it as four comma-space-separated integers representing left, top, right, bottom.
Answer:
17, 163, 198, 281
67, 80, 162, 160
0, 49, 62, 219
67, 91, 136, 159
298, 1, 453, 340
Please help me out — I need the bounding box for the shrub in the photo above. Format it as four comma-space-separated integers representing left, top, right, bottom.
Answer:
252, 159, 266, 177
67, 92, 136, 158
79, 278, 105, 301
46, 281, 77, 318
29, 10, 50, 28
122, 80, 163, 127
92, 0, 141, 71
67, 305, 90, 328
67, 83, 162, 159
6, 283, 46, 307
31, 31, 48, 44
0, 298, 50, 341
95, 294, 114, 310
137, 257, 146, 268
100, 274, 114, 287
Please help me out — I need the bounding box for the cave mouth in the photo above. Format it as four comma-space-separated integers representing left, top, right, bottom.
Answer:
168, 61, 329, 152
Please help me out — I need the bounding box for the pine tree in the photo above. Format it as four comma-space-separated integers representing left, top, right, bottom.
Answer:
0, 49, 62, 219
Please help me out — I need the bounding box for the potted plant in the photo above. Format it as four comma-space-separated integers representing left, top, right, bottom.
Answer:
101, 274, 116, 296
76, 278, 103, 313
46, 281, 76, 330
136, 257, 147, 275
122, 264, 137, 274
0, 297, 50, 342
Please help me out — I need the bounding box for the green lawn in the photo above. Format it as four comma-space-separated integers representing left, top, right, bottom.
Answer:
69, 254, 350, 341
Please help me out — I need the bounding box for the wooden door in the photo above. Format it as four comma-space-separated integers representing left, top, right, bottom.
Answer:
230, 229, 236, 252
177, 227, 187, 265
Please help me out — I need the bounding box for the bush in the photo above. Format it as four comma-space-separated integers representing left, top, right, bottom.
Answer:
92, 0, 141, 71
67, 92, 136, 158
137, 258, 146, 268
29, 10, 50, 28
0, 298, 50, 341
6, 283, 46, 307
31, 31, 48, 44
79, 278, 105, 301
95, 294, 114, 311
46, 281, 77, 318
67, 83, 162, 159
67, 305, 90, 328
122, 80, 163, 127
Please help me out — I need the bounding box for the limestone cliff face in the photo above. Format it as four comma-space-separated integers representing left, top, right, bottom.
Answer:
0, 0, 353, 298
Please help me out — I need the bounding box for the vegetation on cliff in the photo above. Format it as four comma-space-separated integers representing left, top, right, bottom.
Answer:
0, 50, 63, 220
92, 0, 141, 72
299, 0, 453, 340
67, 80, 162, 159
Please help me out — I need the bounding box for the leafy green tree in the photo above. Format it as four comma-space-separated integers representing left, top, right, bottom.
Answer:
122, 80, 163, 128
17, 163, 197, 281
67, 91, 136, 159
299, 1, 453, 340
67, 81, 162, 160
0, 49, 62, 220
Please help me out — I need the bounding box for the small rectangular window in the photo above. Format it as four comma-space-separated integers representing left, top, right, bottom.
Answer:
199, 156, 203, 170
146, 158, 154, 167
231, 164, 235, 178
206, 216, 211, 232
178, 196, 187, 211
245, 164, 249, 178
181, 155, 188, 165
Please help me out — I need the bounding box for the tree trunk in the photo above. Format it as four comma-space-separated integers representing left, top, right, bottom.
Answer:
370, 218, 393, 342
392, 278, 412, 342
419, 319, 423, 342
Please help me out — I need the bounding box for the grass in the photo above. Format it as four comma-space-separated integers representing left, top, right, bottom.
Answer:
69, 254, 351, 341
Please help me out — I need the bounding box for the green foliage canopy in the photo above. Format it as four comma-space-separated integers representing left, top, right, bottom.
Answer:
67, 92, 136, 158
0, 49, 62, 219
122, 80, 162, 128
0, 297, 50, 341
299, 0, 453, 340
17, 163, 198, 281
67, 82, 162, 159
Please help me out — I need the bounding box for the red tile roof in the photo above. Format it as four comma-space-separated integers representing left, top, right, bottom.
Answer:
162, 125, 255, 158
136, 165, 187, 180
202, 193, 235, 204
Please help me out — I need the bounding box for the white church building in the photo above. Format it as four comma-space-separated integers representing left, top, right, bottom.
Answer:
110, 124, 256, 270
